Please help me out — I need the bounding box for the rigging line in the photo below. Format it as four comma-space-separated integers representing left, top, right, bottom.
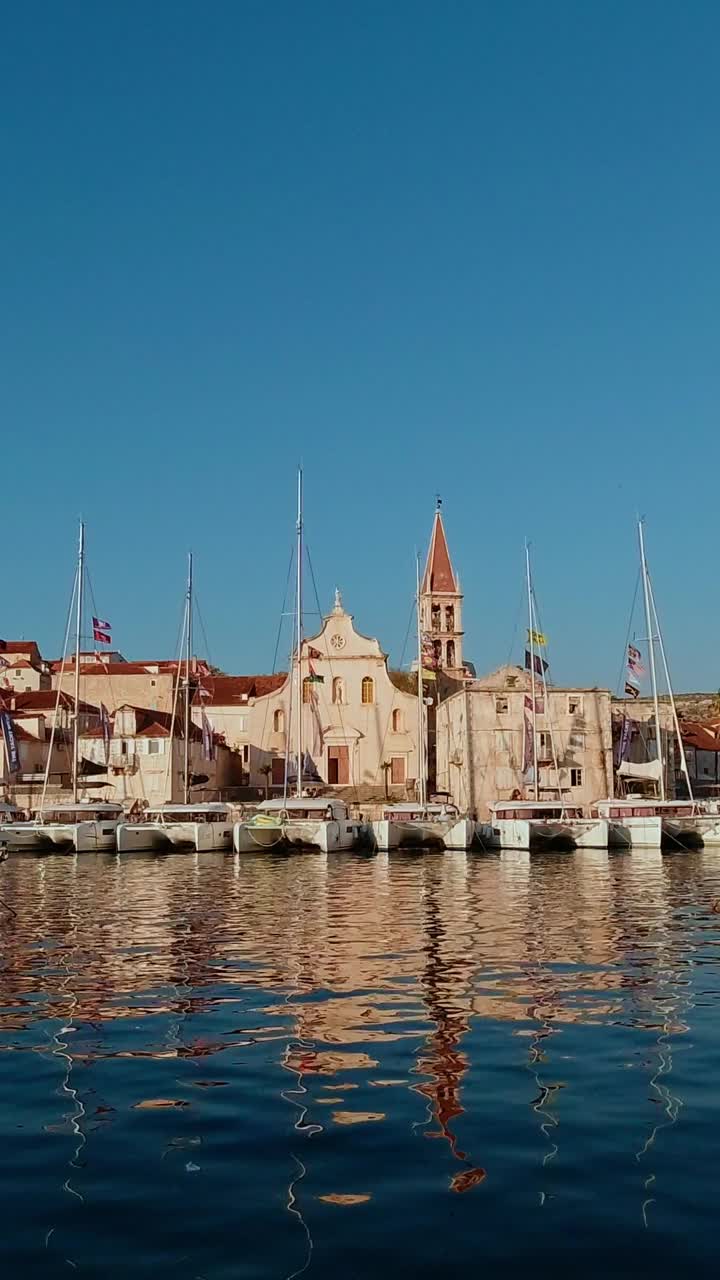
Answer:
505, 575, 526, 671
257, 544, 297, 783
40, 565, 79, 813
163, 594, 189, 802
304, 543, 360, 804
193, 591, 213, 670
370, 596, 417, 790
615, 569, 642, 698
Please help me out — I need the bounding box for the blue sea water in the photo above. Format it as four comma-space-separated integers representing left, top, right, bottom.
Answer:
0, 848, 719, 1278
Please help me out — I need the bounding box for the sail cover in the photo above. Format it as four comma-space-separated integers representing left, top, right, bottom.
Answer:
617, 759, 663, 782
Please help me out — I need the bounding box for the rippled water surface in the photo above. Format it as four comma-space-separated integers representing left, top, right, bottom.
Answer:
1, 849, 720, 1278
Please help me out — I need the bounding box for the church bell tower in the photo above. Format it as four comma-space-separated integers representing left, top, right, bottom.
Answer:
420, 499, 464, 679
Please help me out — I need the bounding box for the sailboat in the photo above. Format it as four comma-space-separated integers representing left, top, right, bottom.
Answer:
590, 520, 711, 849
486, 543, 609, 852
1, 522, 123, 853
234, 470, 359, 854
116, 554, 233, 853
370, 555, 476, 852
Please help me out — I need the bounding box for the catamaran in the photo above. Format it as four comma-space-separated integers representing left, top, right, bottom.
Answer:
116, 555, 232, 854
234, 470, 359, 854
369, 552, 476, 852
591, 520, 711, 849
0, 523, 124, 854
486, 544, 608, 852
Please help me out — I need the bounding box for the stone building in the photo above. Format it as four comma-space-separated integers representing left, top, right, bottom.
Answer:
436, 664, 614, 817
420, 501, 465, 681
194, 592, 419, 797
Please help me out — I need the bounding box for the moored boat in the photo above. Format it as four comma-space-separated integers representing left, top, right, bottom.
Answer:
370, 802, 476, 851
484, 801, 609, 851
1, 802, 123, 853
592, 798, 707, 849
117, 803, 233, 853
234, 797, 358, 853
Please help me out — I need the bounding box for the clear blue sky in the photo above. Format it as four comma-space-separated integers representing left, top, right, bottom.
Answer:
3, 1, 719, 691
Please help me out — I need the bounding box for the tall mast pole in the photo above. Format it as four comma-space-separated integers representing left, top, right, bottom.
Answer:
638, 519, 665, 801
647, 574, 693, 803
295, 468, 303, 799
72, 521, 85, 803
525, 541, 539, 801
183, 551, 193, 804
416, 553, 426, 810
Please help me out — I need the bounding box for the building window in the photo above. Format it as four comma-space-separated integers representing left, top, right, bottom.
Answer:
446, 640, 455, 668
273, 709, 284, 733
303, 677, 313, 704
391, 756, 406, 784
569, 732, 585, 750
445, 605, 454, 632
148, 739, 164, 755
495, 696, 509, 715
237, 715, 247, 732
570, 767, 583, 788
431, 604, 441, 633
537, 731, 553, 760
392, 708, 403, 732
361, 677, 374, 705
332, 677, 345, 705
243, 745, 249, 763
568, 696, 583, 716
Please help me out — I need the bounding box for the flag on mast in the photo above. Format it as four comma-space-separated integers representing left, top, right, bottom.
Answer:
201, 710, 215, 761
525, 650, 549, 677
99, 703, 111, 763
527, 629, 547, 646
93, 617, 112, 644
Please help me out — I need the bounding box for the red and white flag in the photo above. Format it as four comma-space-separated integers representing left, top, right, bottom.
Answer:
93, 616, 112, 644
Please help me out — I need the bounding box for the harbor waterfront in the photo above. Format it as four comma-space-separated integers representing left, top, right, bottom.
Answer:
0, 849, 719, 1277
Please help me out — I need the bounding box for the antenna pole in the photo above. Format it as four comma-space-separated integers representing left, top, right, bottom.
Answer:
639, 520, 665, 800
72, 521, 85, 803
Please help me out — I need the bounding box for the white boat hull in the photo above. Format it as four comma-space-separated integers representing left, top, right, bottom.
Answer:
487, 817, 609, 851
370, 817, 476, 851
234, 818, 358, 854
0, 821, 119, 853
116, 821, 233, 853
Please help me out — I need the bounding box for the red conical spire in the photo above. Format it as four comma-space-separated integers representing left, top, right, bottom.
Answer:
422, 499, 458, 594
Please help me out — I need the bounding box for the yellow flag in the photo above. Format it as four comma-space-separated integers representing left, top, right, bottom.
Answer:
527, 629, 547, 646
422, 668, 437, 681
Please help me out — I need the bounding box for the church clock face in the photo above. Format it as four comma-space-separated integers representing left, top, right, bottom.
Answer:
330, 633, 346, 650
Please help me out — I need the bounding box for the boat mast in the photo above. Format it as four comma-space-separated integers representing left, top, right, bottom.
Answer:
183, 551, 193, 804
525, 541, 539, 802
295, 468, 303, 799
638, 519, 665, 801
416, 553, 427, 810
646, 572, 694, 803
72, 520, 85, 803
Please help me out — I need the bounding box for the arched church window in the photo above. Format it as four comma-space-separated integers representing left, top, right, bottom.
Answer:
361, 677, 375, 705
332, 677, 345, 705
446, 640, 455, 668
273, 709, 285, 733
431, 604, 441, 633
303, 677, 313, 704
392, 708, 403, 732
445, 605, 454, 632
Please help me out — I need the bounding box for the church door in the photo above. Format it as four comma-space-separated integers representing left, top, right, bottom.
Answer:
327, 746, 349, 785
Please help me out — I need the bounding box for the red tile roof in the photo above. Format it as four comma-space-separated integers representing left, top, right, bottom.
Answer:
197, 674, 287, 705
0, 640, 42, 661
421, 509, 458, 595
681, 720, 720, 752
8, 690, 99, 714
113, 704, 203, 741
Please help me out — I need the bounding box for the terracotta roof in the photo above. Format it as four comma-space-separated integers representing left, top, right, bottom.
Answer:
8, 690, 99, 714
4, 659, 36, 670
113, 703, 203, 741
681, 720, 720, 753
0, 640, 42, 660
421, 508, 458, 595
198, 674, 287, 705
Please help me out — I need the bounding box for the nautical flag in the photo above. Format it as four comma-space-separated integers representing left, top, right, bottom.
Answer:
0, 704, 20, 774
527, 629, 547, 646
100, 703, 111, 764
93, 617, 112, 644
525, 650, 549, 677
197, 684, 211, 700
201, 710, 215, 761
522, 696, 535, 778
524, 693, 544, 714
624, 680, 640, 699
627, 644, 645, 678
307, 661, 324, 684
422, 668, 437, 682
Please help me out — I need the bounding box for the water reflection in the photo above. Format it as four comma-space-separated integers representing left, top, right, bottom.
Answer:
1, 850, 720, 1276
